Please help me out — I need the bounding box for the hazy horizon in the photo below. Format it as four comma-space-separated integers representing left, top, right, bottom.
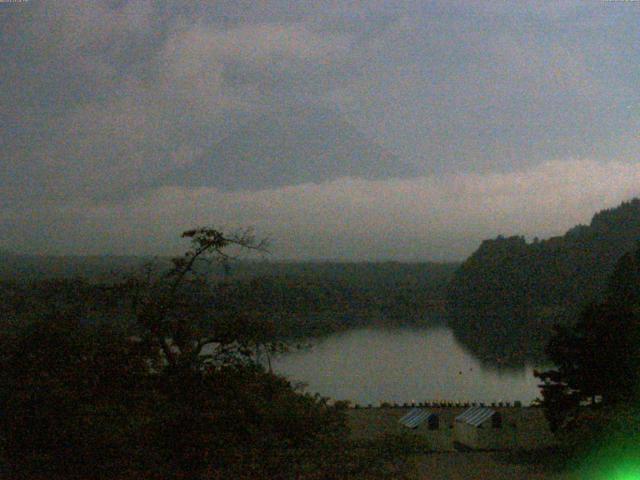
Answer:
2, 191, 639, 262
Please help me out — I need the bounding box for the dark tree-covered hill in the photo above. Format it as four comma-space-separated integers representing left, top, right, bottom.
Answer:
447, 198, 640, 366
0, 256, 458, 338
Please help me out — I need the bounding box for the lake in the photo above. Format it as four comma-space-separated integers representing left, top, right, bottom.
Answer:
272, 326, 543, 406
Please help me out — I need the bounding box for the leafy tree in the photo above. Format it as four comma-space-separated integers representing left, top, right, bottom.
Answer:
0, 227, 416, 479
121, 227, 271, 372
605, 245, 640, 308
535, 245, 640, 432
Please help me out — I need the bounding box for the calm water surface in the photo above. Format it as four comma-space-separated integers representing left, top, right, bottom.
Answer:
272, 326, 543, 405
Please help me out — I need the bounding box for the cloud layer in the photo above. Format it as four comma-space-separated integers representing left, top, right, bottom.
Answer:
4, 159, 638, 260
1, 1, 639, 259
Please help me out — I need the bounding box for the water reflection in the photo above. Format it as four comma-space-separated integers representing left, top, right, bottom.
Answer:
272, 326, 543, 405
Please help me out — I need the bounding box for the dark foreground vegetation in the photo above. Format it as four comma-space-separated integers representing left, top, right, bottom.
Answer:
0, 229, 428, 479
447, 198, 640, 366
533, 243, 640, 476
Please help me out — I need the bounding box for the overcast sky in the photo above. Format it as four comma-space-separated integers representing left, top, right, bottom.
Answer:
1, 1, 639, 260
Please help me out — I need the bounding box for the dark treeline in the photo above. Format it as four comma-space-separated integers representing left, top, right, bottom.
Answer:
213, 262, 455, 338
0, 259, 457, 339
447, 198, 640, 366
0, 251, 153, 281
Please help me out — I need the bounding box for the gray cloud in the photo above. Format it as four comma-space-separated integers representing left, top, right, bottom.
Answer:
1, 1, 639, 258
1, 0, 363, 203
4, 158, 639, 260
329, 6, 640, 173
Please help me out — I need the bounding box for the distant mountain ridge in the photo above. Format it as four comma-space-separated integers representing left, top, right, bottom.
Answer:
165, 104, 419, 191
0, 252, 153, 281
447, 197, 640, 366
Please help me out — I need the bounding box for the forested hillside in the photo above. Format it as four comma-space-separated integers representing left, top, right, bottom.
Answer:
210, 262, 456, 338
447, 198, 640, 366
0, 251, 154, 281
0, 257, 458, 338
